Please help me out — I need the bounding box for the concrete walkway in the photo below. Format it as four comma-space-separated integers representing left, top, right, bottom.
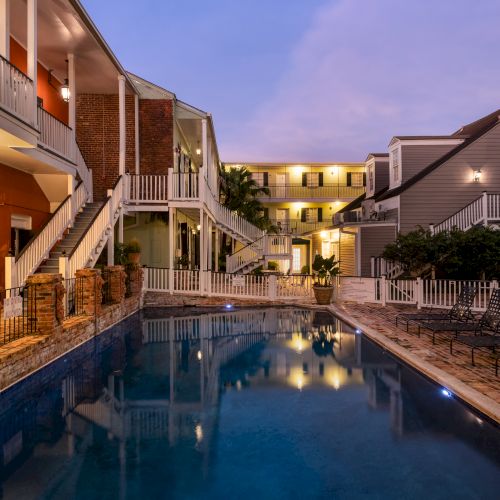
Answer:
325, 301, 500, 424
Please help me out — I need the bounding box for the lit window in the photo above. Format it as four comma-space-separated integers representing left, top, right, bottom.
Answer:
350, 172, 364, 187
251, 172, 264, 186
306, 208, 318, 222
292, 248, 301, 272
368, 166, 374, 191
307, 172, 319, 187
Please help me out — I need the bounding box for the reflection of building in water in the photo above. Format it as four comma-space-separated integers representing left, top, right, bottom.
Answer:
1, 308, 497, 498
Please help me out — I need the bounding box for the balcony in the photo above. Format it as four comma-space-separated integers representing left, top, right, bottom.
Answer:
0, 55, 35, 127
257, 184, 365, 200
333, 208, 397, 226
37, 107, 73, 160
269, 218, 332, 235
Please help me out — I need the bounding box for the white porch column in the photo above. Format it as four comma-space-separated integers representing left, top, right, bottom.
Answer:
199, 209, 206, 293
134, 94, 140, 174
214, 228, 219, 272
0, 0, 10, 58
27, 0, 37, 127
201, 118, 208, 182
118, 210, 123, 244
118, 74, 126, 176
168, 208, 176, 293
67, 53, 76, 155
107, 226, 114, 266
207, 219, 212, 271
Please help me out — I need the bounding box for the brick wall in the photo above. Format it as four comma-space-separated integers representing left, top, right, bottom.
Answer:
76, 94, 136, 200
139, 99, 174, 175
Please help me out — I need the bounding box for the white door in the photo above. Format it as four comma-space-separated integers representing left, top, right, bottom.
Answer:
276, 173, 287, 198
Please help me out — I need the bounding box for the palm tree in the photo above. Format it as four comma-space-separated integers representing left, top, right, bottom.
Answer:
219, 166, 273, 231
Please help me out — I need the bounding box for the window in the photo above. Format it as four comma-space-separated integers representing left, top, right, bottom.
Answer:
292, 247, 301, 272
350, 172, 364, 187
302, 172, 324, 187
251, 172, 268, 186
391, 148, 400, 183
300, 208, 323, 223
368, 166, 374, 192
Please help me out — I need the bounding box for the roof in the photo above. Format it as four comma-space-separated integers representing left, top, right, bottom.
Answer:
365, 153, 389, 161
337, 193, 366, 213
378, 111, 500, 202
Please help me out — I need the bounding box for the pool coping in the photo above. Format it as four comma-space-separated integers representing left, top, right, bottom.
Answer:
322, 303, 500, 425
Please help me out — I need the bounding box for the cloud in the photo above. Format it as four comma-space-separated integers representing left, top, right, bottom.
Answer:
220, 0, 500, 162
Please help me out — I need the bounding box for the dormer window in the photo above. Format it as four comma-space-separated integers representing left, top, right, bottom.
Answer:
390, 147, 401, 185
367, 165, 374, 193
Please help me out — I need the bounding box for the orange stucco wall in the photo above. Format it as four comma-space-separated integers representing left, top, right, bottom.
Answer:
10, 37, 69, 124
0, 164, 51, 288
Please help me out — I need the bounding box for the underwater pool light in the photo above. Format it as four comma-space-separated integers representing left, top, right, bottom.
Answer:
441, 388, 452, 398
355, 328, 362, 334
225, 304, 233, 310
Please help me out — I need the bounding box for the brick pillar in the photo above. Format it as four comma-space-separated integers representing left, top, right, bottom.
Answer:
104, 265, 126, 304
26, 273, 64, 334
127, 264, 144, 296
76, 268, 103, 316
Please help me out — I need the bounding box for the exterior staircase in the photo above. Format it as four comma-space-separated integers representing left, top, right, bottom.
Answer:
37, 202, 104, 274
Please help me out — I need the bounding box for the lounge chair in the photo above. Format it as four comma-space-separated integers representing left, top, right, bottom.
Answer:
450, 289, 500, 366
396, 286, 476, 331
416, 288, 499, 344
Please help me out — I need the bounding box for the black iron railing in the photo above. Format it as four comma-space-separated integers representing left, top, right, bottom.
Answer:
64, 277, 85, 318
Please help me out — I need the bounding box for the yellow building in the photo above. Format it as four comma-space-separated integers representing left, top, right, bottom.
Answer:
224, 162, 365, 273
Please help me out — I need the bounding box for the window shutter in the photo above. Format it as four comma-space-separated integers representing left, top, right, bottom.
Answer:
318, 173, 323, 186
318, 208, 323, 222
302, 173, 307, 187
347, 173, 352, 186
363, 172, 367, 186
301, 208, 306, 222
263, 172, 269, 186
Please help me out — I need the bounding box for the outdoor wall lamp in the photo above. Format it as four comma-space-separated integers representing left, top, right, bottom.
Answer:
473, 169, 482, 182
60, 79, 70, 102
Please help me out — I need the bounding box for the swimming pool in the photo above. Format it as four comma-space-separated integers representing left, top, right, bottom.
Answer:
0, 307, 499, 499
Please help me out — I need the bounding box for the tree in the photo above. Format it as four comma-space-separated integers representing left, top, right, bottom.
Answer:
219, 166, 274, 230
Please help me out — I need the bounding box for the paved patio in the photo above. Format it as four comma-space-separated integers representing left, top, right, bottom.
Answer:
327, 301, 500, 423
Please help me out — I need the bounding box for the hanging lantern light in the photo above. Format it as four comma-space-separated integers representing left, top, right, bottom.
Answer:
61, 79, 70, 102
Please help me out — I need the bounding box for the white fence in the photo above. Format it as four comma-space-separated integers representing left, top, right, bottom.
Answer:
170, 172, 199, 200
37, 107, 73, 160
143, 269, 499, 311
127, 174, 168, 203
0, 56, 35, 125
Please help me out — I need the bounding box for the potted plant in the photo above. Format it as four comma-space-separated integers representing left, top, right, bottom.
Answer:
312, 254, 340, 305
125, 238, 141, 264
177, 254, 189, 270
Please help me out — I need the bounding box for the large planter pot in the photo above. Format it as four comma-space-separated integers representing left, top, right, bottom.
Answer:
128, 252, 141, 264
313, 286, 334, 305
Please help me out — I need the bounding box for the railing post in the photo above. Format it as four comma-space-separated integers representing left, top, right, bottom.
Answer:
268, 274, 277, 301
416, 277, 422, 309
381, 275, 387, 306
482, 191, 488, 224
59, 254, 69, 280
4, 255, 16, 289
370, 256, 375, 277
429, 223, 434, 235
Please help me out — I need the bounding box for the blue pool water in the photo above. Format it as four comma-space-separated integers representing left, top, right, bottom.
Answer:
0, 307, 499, 499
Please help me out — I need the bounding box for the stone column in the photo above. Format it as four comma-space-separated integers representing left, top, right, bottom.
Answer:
104, 265, 126, 304
127, 264, 144, 296
76, 268, 103, 316
26, 273, 64, 334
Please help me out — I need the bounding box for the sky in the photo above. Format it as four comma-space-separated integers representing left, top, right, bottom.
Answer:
82, 0, 500, 163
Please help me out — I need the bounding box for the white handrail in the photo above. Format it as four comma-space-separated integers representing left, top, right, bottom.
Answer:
0, 56, 35, 125
9, 182, 88, 287
128, 174, 168, 203
75, 146, 93, 202
37, 107, 73, 160
66, 177, 123, 278
170, 172, 199, 199
433, 195, 484, 234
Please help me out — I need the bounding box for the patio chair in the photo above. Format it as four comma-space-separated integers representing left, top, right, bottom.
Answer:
450, 289, 500, 366
396, 286, 476, 331
415, 288, 498, 344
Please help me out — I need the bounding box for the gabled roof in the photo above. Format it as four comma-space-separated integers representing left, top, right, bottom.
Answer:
337, 193, 366, 213
378, 111, 500, 202
365, 152, 389, 162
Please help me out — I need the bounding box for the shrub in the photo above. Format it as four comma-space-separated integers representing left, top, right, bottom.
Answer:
312, 254, 340, 287
300, 265, 310, 275
267, 261, 279, 271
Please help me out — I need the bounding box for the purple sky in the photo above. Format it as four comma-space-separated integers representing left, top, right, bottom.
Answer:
83, 0, 500, 163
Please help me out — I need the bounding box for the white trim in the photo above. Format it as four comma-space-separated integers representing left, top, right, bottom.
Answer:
389, 144, 401, 189
365, 158, 375, 198
376, 195, 399, 212
389, 137, 464, 147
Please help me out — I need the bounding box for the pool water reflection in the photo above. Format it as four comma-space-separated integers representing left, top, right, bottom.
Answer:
0, 307, 499, 499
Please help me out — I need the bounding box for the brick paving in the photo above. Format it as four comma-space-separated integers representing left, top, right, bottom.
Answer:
330, 302, 500, 408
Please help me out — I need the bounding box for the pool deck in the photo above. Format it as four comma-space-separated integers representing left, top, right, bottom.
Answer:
321, 301, 500, 425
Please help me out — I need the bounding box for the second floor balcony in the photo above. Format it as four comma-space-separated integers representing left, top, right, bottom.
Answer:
256, 184, 365, 201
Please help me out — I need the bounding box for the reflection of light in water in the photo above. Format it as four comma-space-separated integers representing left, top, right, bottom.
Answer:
296, 375, 304, 391
290, 367, 306, 391
236, 380, 242, 390
195, 424, 203, 442
197, 351, 202, 361
332, 377, 340, 390
289, 332, 307, 353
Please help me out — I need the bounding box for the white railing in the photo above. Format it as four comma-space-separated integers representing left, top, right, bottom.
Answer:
65, 177, 123, 278
128, 174, 168, 203
269, 219, 331, 235
37, 107, 73, 160
226, 234, 292, 274
205, 187, 264, 243
170, 172, 199, 200
5, 183, 88, 288
75, 147, 93, 202
0, 55, 35, 125
258, 185, 364, 200
433, 192, 500, 234
210, 272, 269, 298
370, 257, 403, 279
143, 268, 315, 301
385, 278, 417, 304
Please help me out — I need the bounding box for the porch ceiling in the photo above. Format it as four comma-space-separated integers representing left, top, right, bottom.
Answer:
177, 208, 200, 224
11, 0, 135, 94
